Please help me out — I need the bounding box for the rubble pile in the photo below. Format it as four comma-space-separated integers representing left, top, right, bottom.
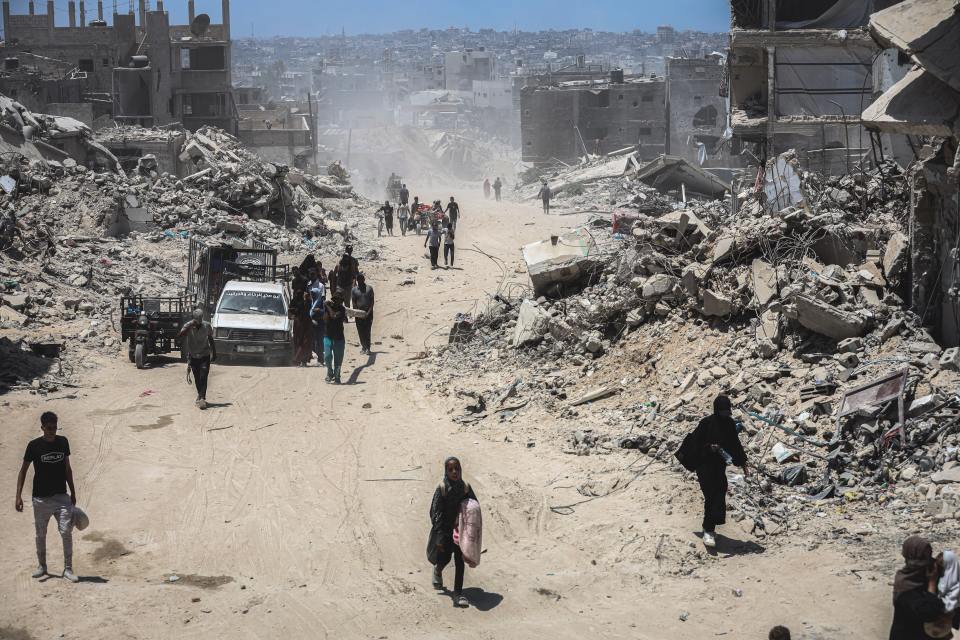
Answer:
106, 125, 369, 247
1, 118, 377, 392
425, 152, 960, 533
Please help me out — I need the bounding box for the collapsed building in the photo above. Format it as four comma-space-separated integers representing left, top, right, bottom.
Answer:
861, 0, 960, 347
428, 148, 960, 536
727, 0, 904, 173
0, 0, 237, 135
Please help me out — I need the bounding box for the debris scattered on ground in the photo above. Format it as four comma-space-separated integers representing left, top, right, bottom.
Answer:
424, 150, 960, 533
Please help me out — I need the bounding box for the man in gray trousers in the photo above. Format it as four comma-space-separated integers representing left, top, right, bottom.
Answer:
15, 411, 79, 582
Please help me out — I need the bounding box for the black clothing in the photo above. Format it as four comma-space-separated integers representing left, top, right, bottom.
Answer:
324, 301, 346, 341
429, 246, 439, 267
23, 436, 70, 498
692, 414, 748, 467
435, 532, 465, 593
356, 314, 373, 352
444, 244, 455, 266
429, 480, 477, 533
292, 271, 308, 296
399, 188, 409, 205
691, 414, 747, 532
445, 202, 460, 218
889, 588, 945, 640
190, 355, 211, 399
697, 463, 727, 532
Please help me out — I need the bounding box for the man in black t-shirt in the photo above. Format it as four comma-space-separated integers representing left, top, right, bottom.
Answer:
444, 197, 461, 232
15, 411, 79, 582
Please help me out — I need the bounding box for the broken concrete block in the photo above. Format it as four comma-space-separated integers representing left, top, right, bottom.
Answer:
836, 352, 860, 368
940, 347, 960, 372
522, 228, 598, 296
790, 293, 866, 340
681, 262, 710, 297
216, 220, 245, 234
883, 232, 909, 278
751, 259, 777, 306
908, 342, 942, 355
547, 317, 575, 341
908, 394, 941, 417
1, 293, 28, 310
711, 234, 736, 262
881, 316, 905, 342
931, 468, 960, 484
702, 289, 733, 317
625, 308, 646, 328
0, 305, 27, 324
512, 300, 550, 348
837, 337, 862, 353
642, 273, 678, 299
569, 385, 620, 406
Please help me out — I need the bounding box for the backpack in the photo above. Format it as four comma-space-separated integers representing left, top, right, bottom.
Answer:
674, 430, 701, 472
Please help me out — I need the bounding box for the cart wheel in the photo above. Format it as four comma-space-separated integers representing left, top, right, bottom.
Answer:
135, 343, 146, 369
128, 348, 135, 363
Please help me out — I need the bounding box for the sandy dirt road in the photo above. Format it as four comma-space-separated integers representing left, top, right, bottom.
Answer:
1, 192, 893, 639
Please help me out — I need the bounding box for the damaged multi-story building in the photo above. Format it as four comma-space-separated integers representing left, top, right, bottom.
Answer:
665, 54, 730, 165
861, 0, 960, 346
727, 0, 903, 173
520, 70, 667, 165
0, 0, 237, 134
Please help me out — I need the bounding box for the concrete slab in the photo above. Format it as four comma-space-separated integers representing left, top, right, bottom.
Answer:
521, 228, 598, 296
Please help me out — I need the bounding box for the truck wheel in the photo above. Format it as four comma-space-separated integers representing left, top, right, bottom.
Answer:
135, 343, 146, 369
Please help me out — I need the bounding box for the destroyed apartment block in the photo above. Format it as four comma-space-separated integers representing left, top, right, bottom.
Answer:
1, 0, 237, 135
861, 0, 960, 347
728, 0, 905, 174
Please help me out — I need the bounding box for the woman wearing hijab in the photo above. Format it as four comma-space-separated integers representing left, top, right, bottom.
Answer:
890, 536, 947, 639
289, 289, 313, 367
428, 456, 477, 608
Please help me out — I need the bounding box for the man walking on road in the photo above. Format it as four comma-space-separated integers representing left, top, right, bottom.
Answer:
323, 292, 347, 384
424, 221, 442, 269
685, 395, 749, 548
378, 201, 395, 236
537, 181, 551, 214
444, 196, 461, 231
178, 308, 217, 409
493, 177, 503, 202
15, 411, 80, 582
351, 273, 375, 355
399, 183, 409, 207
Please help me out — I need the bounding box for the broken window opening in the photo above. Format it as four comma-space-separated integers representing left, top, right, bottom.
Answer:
638, 127, 652, 136
78, 59, 94, 72
693, 104, 718, 128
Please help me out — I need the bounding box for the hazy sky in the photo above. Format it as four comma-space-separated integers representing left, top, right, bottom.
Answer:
3, 0, 730, 37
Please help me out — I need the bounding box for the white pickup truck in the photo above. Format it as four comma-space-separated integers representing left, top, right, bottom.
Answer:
211, 280, 293, 365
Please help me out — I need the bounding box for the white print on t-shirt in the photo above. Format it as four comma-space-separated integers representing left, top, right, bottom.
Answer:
40, 452, 64, 463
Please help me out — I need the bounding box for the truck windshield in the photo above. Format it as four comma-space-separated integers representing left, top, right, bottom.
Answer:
217, 291, 286, 316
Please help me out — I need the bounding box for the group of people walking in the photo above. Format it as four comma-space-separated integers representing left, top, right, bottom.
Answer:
374, 184, 462, 270
288, 247, 375, 382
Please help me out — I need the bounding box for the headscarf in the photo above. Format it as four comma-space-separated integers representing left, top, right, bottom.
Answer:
442, 456, 464, 493
939, 549, 959, 611
893, 536, 934, 603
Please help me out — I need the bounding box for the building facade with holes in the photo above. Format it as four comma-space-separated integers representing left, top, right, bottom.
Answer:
665, 55, 731, 166
519, 75, 666, 165
0, 0, 236, 134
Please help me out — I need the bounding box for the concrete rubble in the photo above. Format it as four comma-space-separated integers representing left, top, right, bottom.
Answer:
1, 112, 377, 393
421, 149, 960, 534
